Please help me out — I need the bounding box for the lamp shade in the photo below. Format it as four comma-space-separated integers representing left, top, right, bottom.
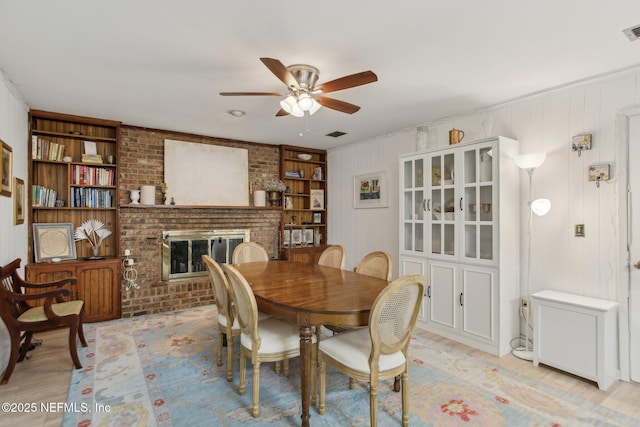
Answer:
514, 153, 546, 170
308, 98, 321, 115
280, 95, 296, 113
297, 93, 314, 111
531, 198, 551, 216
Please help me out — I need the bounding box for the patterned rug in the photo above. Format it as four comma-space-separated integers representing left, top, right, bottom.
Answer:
63, 305, 639, 426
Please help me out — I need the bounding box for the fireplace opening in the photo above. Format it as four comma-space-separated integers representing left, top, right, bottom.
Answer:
162, 229, 250, 280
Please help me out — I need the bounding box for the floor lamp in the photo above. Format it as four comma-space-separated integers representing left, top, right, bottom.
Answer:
512, 153, 551, 361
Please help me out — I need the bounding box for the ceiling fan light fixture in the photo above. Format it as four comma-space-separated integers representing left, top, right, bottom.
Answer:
297, 93, 314, 111
308, 98, 321, 115
280, 95, 296, 114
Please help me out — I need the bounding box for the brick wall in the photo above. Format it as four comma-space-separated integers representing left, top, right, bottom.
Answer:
119, 125, 282, 317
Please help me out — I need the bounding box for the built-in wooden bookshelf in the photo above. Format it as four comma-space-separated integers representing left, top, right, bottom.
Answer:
26, 110, 121, 322
279, 145, 328, 262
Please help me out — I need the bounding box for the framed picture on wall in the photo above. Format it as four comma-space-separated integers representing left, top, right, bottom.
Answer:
354, 171, 389, 209
14, 177, 24, 225
0, 140, 12, 197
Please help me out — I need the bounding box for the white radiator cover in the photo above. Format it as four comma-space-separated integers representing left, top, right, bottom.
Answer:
531, 290, 619, 390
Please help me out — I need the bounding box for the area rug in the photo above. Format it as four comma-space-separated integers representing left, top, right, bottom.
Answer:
63, 305, 639, 426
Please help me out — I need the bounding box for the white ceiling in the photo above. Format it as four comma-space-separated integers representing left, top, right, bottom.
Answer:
1, 1, 639, 150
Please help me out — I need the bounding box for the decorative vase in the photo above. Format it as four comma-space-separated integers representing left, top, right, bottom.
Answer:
416, 126, 429, 151
130, 190, 140, 204
267, 191, 281, 206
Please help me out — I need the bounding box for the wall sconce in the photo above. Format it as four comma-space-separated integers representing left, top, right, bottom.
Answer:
572, 134, 592, 157
122, 249, 139, 291
588, 163, 610, 188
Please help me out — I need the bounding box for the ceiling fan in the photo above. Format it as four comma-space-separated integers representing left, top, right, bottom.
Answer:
220, 58, 377, 117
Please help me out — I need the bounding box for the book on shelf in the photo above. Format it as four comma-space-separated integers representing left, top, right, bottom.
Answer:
31, 135, 66, 161
31, 185, 57, 207
285, 171, 301, 178
81, 154, 103, 164
72, 165, 115, 186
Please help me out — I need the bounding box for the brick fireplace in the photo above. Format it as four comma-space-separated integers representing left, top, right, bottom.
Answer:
118, 126, 282, 317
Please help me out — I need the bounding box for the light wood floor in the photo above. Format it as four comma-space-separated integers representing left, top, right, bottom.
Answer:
0, 326, 639, 426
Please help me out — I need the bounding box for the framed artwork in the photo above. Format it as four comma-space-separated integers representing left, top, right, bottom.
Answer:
354, 171, 389, 209
313, 212, 322, 224
33, 223, 77, 262
291, 229, 302, 245
283, 229, 291, 246
1, 140, 12, 197
303, 228, 314, 245
14, 178, 24, 225
310, 189, 324, 210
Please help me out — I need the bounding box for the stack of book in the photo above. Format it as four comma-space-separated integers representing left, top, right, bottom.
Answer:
285, 171, 301, 178
81, 154, 103, 164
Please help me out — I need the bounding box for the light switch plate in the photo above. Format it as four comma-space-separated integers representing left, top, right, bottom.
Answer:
575, 224, 585, 237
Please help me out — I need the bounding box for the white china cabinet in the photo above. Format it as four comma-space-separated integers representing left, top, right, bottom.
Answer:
399, 136, 519, 356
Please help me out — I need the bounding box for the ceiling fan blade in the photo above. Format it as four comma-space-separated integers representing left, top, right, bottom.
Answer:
275, 108, 289, 117
316, 96, 361, 114
315, 71, 378, 94
260, 57, 299, 89
219, 92, 284, 96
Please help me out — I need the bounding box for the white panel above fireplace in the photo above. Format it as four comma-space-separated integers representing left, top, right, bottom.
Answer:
164, 139, 249, 206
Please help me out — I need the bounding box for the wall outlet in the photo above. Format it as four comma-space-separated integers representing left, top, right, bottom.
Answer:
521, 298, 528, 308
575, 224, 585, 237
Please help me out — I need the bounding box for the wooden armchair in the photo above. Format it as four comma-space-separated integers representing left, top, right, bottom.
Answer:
0, 258, 87, 385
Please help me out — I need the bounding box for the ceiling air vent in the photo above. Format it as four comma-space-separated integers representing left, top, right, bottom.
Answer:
623, 24, 640, 41
326, 131, 347, 138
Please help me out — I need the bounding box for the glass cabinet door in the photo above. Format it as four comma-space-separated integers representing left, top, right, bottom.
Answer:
428, 150, 457, 259
461, 142, 496, 263
401, 155, 425, 254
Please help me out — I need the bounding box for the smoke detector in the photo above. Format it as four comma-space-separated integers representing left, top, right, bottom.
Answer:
623, 24, 640, 41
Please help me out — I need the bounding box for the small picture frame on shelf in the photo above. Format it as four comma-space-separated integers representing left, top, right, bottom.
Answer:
291, 229, 302, 245
310, 189, 324, 210
313, 212, 322, 224
313, 167, 323, 180
32, 222, 77, 263
303, 228, 314, 245
283, 229, 291, 246
284, 196, 294, 210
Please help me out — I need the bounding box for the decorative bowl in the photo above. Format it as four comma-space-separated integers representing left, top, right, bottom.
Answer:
297, 154, 312, 161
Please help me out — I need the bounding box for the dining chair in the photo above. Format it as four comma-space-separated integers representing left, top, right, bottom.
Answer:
317, 244, 346, 269
355, 251, 393, 281
232, 242, 269, 264
326, 251, 392, 338
222, 263, 316, 418
318, 273, 425, 427
202, 254, 240, 382
0, 258, 88, 385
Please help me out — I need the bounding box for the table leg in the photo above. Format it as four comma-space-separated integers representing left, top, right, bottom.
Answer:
300, 325, 313, 427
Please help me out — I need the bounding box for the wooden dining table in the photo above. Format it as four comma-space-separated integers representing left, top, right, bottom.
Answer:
234, 260, 389, 427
